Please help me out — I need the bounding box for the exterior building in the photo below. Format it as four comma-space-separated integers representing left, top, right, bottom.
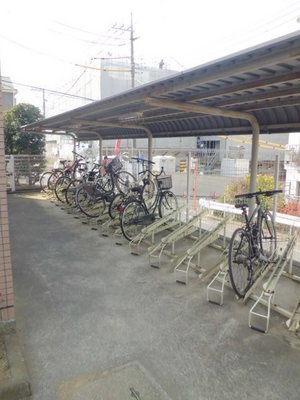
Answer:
285, 132, 300, 198
1, 77, 17, 111
0, 81, 15, 326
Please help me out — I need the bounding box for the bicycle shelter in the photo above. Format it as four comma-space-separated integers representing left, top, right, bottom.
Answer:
23, 30, 300, 207
22, 31, 300, 332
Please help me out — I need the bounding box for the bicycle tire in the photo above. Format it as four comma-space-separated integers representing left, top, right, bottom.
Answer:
54, 176, 72, 202
65, 179, 81, 205
48, 171, 63, 191
141, 178, 157, 207
259, 210, 277, 260
108, 193, 125, 219
40, 171, 52, 192
228, 228, 253, 298
115, 171, 136, 195
97, 175, 114, 193
75, 186, 106, 218
158, 190, 178, 218
120, 200, 148, 241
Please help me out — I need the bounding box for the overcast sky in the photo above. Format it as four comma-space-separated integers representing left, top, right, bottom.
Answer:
1, 0, 300, 111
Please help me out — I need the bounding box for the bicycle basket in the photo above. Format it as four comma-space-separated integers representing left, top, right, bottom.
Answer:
157, 175, 172, 190
107, 157, 123, 174
88, 171, 96, 181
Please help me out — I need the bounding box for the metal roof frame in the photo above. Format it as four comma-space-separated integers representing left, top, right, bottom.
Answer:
24, 30, 300, 142
23, 30, 300, 204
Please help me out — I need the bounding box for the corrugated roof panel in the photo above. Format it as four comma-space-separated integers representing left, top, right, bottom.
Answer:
23, 31, 300, 140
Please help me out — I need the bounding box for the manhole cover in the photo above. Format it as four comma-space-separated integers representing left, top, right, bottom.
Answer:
59, 361, 172, 400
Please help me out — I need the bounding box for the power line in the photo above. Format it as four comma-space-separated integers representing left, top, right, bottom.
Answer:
1, 78, 96, 101
51, 19, 126, 41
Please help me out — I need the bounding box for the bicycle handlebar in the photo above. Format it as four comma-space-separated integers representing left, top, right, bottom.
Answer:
235, 189, 282, 199
147, 166, 164, 178
131, 157, 155, 165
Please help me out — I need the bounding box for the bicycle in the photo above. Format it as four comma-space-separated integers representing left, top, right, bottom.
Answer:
98, 156, 136, 195
228, 189, 282, 298
39, 159, 70, 193
108, 157, 156, 220
64, 162, 101, 206
120, 170, 178, 241
54, 151, 86, 202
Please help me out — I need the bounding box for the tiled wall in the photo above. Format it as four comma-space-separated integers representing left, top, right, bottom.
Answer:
0, 83, 15, 322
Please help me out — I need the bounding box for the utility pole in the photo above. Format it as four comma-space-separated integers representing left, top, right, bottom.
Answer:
130, 13, 135, 89
42, 88, 46, 117
111, 14, 138, 151
111, 14, 138, 89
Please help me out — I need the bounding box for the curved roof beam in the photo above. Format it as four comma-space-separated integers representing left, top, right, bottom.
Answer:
145, 97, 260, 210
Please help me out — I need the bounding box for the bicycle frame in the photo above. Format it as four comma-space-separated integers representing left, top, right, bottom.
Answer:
236, 189, 281, 261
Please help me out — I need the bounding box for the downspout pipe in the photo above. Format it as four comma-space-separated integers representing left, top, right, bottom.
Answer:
145, 97, 260, 212
95, 133, 103, 163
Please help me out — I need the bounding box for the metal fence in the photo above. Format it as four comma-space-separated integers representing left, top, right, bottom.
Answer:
6, 155, 46, 191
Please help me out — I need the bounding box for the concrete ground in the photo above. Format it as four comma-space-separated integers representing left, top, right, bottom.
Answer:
8, 194, 300, 400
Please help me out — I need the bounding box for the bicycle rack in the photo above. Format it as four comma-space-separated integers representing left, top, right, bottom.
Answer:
173, 216, 232, 284
206, 255, 229, 305
129, 205, 184, 255
148, 209, 207, 268
286, 297, 300, 332
249, 234, 297, 333
101, 217, 121, 236
113, 226, 127, 245
96, 211, 111, 227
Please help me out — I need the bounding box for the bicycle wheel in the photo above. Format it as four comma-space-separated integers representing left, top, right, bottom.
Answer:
228, 228, 253, 298
120, 200, 148, 241
115, 171, 136, 195
97, 175, 114, 193
40, 171, 52, 192
48, 171, 63, 191
141, 178, 157, 207
65, 179, 81, 205
158, 191, 178, 218
260, 211, 277, 260
76, 186, 105, 218
54, 176, 72, 202
108, 193, 125, 219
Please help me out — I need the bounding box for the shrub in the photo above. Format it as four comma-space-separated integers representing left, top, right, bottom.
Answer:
278, 201, 300, 216
221, 174, 281, 209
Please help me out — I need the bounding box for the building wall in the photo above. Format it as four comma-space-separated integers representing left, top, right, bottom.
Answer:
2, 92, 15, 111
0, 84, 15, 323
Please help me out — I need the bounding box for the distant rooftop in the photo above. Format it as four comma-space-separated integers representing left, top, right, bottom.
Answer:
1, 77, 17, 94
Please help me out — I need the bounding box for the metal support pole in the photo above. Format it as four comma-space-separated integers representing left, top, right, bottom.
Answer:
148, 131, 153, 163
248, 120, 260, 215
72, 138, 77, 160
144, 97, 261, 214
186, 152, 191, 222
99, 136, 103, 162
272, 155, 280, 222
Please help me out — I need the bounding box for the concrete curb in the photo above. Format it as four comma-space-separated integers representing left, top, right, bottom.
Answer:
0, 333, 31, 400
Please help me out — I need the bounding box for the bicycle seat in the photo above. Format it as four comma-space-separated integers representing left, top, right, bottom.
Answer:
235, 203, 248, 209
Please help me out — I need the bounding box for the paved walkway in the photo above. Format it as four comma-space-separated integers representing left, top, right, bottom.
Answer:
8, 194, 300, 400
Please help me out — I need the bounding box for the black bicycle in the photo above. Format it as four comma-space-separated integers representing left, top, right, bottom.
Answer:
228, 189, 282, 298
108, 157, 156, 220
120, 170, 178, 241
